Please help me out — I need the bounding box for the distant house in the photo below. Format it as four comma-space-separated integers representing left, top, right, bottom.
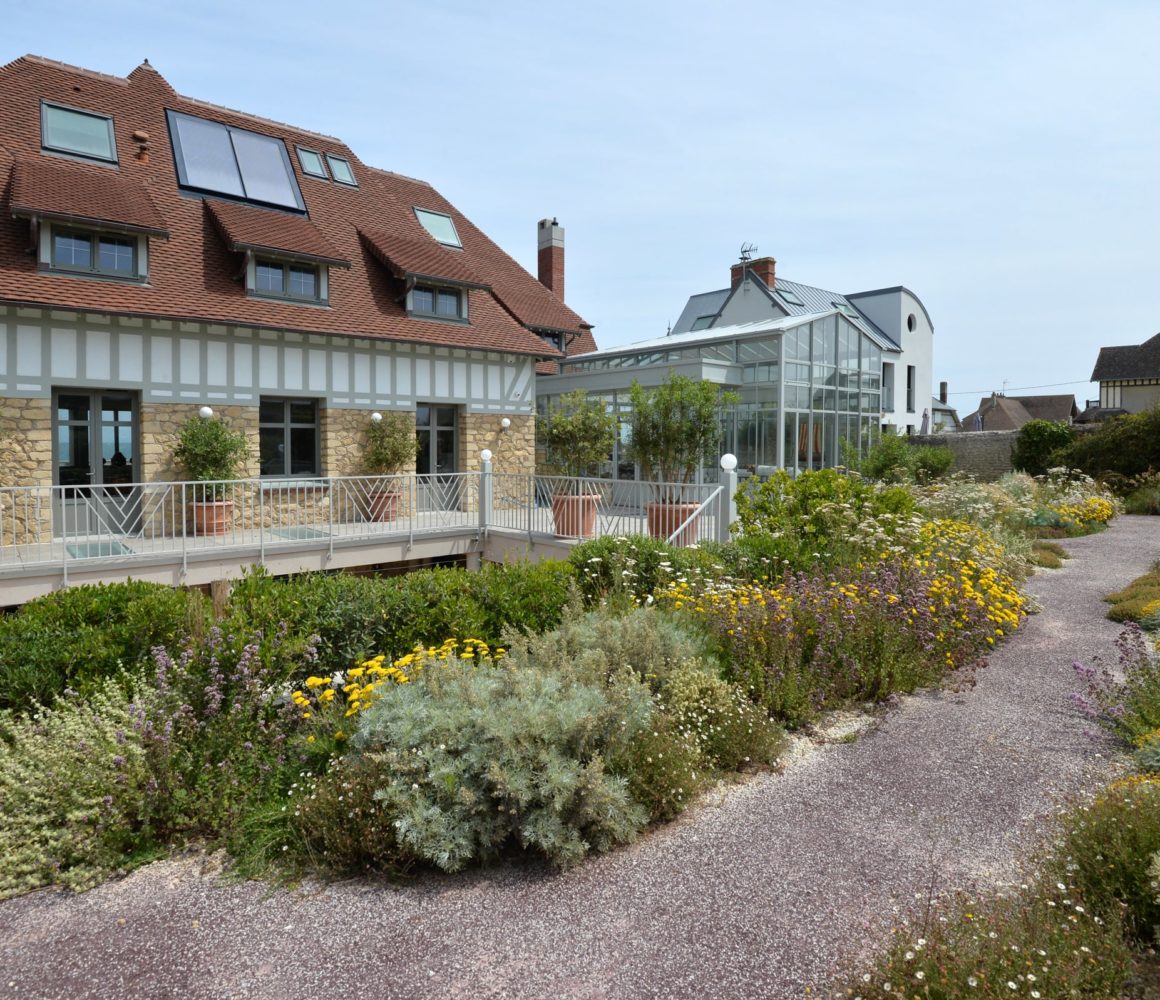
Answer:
0, 54, 594, 509
539, 254, 935, 477
961, 394, 1079, 432
1091, 332, 1160, 413
930, 381, 961, 433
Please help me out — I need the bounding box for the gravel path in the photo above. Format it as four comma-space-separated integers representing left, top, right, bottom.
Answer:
2, 516, 1157, 1000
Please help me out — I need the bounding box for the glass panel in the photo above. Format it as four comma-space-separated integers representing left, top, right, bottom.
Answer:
297, 148, 326, 177
414, 208, 461, 247
256, 263, 284, 293
415, 429, 432, 475
415, 405, 431, 428
435, 429, 455, 473
690, 316, 714, 331
259, 398, 284, 423
57, 423, 92, 486
289, 427, 317, 474
435, 406, 457, 428
233, 129, 303, 209
171, 113, 244, 197
326, 155, 356, 186
53, 232, 91, 268
289, 400, 316, 423
260, 427, 286, 476
43, 104, 115, 160
57, 393, 90, 423
288, 266, 317, 299
98, 237, 135, 274
412, 287, 434, 313
436, 290, 460, 317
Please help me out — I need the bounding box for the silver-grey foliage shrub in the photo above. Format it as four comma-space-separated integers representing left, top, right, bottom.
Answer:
353, 659, 653, 871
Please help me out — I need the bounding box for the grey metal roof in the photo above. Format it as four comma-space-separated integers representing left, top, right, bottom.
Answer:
1091, 331, 1160, 381
670, 289, 729, 335
669, 275, 898, 352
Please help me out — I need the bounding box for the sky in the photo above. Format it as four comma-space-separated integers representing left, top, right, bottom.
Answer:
7, 0, 1160, 412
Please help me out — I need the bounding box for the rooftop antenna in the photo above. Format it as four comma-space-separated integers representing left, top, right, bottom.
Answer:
739, 242, 757, 264
1002, 378, 1008, 395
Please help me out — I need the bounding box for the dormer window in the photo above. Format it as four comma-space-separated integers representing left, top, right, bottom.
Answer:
410, 284, 466, 322
250, 257, 326, 303
39, 224, 148, 282
41, 102, 117, 164
414, 208, 462, 248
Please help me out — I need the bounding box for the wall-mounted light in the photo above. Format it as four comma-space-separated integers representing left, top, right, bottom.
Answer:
500, 417, 511, 432
198, 405, 214, 419
370, 411, 383, 423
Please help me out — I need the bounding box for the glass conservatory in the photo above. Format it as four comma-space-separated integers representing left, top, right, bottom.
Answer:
537, 311, 885, 482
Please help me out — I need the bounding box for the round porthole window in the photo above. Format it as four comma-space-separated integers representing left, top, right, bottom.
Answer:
907, 313, 917, 332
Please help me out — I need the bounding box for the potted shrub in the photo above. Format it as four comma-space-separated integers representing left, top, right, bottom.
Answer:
627, 374, 736, 544
363, 410, 418, 521
541, 390, 616, 538
173, 409, 250, 536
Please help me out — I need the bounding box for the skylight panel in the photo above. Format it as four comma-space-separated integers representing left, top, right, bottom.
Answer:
232, 130, 301, 207
414, 208, 462, 248
167, 111, 305, 211
42, 102, 117, 163
835, 301, 860, 320
778, 287, 805, 307
297, 148, 327, 179
326, 155, 357, 186
690, 315, 715, 331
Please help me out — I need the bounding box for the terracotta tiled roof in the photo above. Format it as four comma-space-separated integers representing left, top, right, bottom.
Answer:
206, 199, 348, 267
359, 229, 486, 287
9, 156, 168, 236
0, 55, 585, 358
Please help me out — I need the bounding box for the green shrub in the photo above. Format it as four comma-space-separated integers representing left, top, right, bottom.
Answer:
1011, 418, 1074, 476
607, 711, 703, 821
0, 582, 207, 710
850, 433, 954, 484
733, 468, 918, 573
569, 535, 700, 606
838, 882, 1130, 998
352, 657, 652, 871
660, 660, 784, 771
1060, 405, 1160, 479
1042, 775, 1160, 944
1073, 626, 1160, 746
0, 681, 159, 898
500, 605, 713, 693
224, 562, 574, 673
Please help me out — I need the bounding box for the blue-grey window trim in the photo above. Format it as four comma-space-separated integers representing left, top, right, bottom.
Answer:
259, 396, 321, 478
409, 283, 468, 324
325, 154, 357, 187
45, 225, 145, 283
166, 110, 306, 213
413, 208, 462, 248
251, 257, 328, 305
40, 101, 118, 164
296, 147, 329, 180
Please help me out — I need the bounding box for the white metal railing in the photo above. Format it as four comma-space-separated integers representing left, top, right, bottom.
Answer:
0, 457, 743, 578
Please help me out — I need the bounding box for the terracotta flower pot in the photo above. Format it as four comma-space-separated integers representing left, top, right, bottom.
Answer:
551, 493, 599, 539
645, 501, 701, 546
366, 489, 401, 522
191, 500, 233, 537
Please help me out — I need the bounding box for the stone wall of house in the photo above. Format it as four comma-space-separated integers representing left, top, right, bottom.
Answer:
0, 397, 53, 544
908, 430, 1018, 481
459, 412, 535, 476
140, 402, 262, 482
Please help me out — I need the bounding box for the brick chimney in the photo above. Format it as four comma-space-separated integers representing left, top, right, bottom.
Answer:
730, 255, 776, 290
537, 218, 564, 300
